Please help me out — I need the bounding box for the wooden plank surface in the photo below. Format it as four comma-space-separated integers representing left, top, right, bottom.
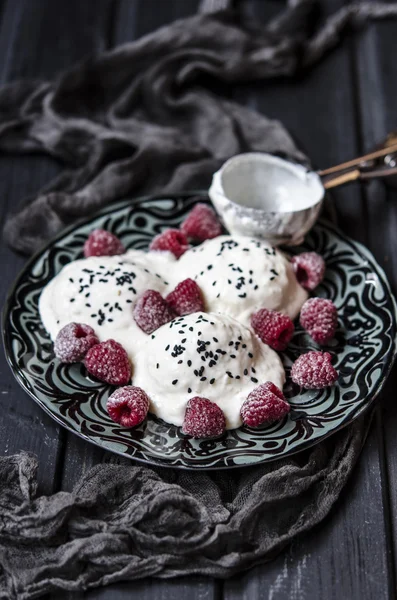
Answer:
0, 1, 396, 599
224, 1, 394, 598
0, 0, 113, 496
53, 2, 219, 600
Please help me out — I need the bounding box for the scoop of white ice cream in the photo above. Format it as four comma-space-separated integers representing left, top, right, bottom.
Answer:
133, 312, 285, 429
178, 236, 307, 325
39, 251, 176, 363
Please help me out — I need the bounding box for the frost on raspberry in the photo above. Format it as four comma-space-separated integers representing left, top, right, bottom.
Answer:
84, 339, 131, 386
291, 252, 325, 291
133, 290, 175, 334
84, 229, 125, 258
149, 229, 189, 259
54, 322, 99, 363
107, 386, 150, 428
291, 351, 338, 389
300, 297, 338, 344
182, 397, 226, 438
240, 382, 290, 428
181, 203, 222, 242
251, 308, 294, 351
166, 278, 205, 316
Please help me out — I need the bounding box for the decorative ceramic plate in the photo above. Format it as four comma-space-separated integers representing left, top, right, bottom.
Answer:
3, 193, 397, 469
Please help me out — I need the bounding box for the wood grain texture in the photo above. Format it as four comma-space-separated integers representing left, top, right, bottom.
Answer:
351, 11, 397, 598
54, 2, 220, 599
223, 1, 393, 598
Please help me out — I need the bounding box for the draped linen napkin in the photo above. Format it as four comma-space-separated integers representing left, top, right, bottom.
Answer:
1, 1, 395, 598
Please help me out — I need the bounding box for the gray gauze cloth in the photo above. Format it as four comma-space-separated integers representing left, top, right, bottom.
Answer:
1, 0, 394, 598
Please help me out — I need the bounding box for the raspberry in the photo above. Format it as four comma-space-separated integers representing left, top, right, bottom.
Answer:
291, 351, 338, 389
166, 279, 205, 316
84, 339, 131, 385
251, 308, 294, 351
300, 297, 338, 344
134, 290, 175, 334
107, 386, 150, 428
54, 323, 99, 363
182, 397, 226, 438
84, 229, 125, 258
291, 252, 325, 291
149, 229, 189, 259
181, 203, 222, 242
240, 382, 290, 427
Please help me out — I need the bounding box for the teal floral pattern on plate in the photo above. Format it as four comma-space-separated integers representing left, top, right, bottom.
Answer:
3, 193, 397, 469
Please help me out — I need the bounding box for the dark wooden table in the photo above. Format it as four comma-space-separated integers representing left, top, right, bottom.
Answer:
1, 1, 397, 598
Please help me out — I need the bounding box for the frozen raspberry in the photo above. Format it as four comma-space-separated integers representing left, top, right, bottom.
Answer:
240, 382, 290, 428
54, 322, 99, 363
166, 279, 205, 316
149, 229, 189, 259
291, 351, 338, 389
300, 297, 338, 344
134, 290, 175, 334
182, 397, 226, 438
251, 308, 294, 351
181, 203, 222, 242
291, 252, 325, 291
107, 386, 150, 428
84, 339, 131, 385
84, 229, 125, 258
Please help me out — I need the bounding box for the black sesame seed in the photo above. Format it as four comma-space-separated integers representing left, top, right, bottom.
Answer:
200, 377, 207, 382
213, 337, 219, 342
187, 360, 192, 367
85, 303, 91, 308
172, 380, 178, 385
251, 377, 258, 383
210, 378, 215, 384
178, 360, 183, 364
251, 367, 256, 373
230, 354, 236, 359
69, 278, 74, 283
248, 352, 254, 358
235, 375, 241, 379
189, 327, 194, 332
70, 298, 75, 303
244, 369, 248, 376
107, 318, 113, 322
156, 363, 159, 369
188, 387, 192, 393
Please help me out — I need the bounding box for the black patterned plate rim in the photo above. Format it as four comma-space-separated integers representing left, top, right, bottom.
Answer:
3, 192, 397, 470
